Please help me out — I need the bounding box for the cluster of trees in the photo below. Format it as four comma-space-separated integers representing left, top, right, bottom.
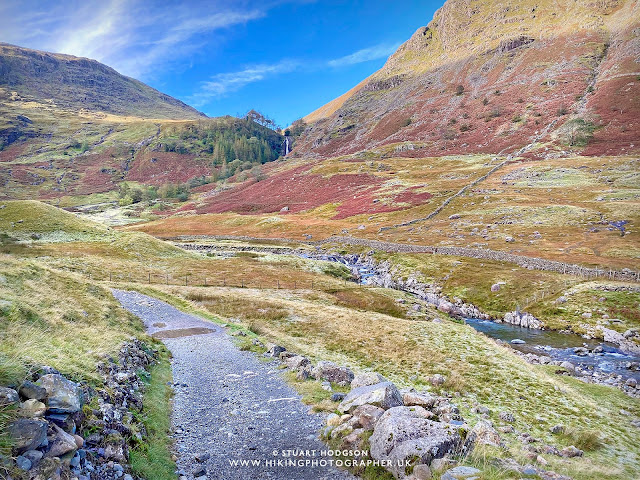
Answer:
161, 115, 283, 166
117, 182, 192, 206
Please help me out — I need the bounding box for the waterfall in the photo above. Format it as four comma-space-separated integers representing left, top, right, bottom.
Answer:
284, 137, 290, 155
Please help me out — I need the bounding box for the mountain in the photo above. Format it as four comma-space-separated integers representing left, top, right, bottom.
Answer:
294, 0, 640, 159
0, 45, 283, 202
0, 43, 205, 120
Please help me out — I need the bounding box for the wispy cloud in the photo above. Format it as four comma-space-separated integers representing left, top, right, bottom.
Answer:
327, 42, 400, 68
190, 60, 299, 105
189, 41, 401, 104
0, 0, 265, 79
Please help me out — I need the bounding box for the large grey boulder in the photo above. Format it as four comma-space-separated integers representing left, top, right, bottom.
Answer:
8, 419, 48, 453
402, 391, 436, 409
312, 361, 354, 386
283, 355, 310, 370
468, 420, 502, 447
370, 406, 462, 479
352, 404, 386, 430
36, 374, 82, 413
338, 382, 404, 414
351, 372, 387, 389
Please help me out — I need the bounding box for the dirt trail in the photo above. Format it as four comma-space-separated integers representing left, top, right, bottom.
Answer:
112, 289, 353, 480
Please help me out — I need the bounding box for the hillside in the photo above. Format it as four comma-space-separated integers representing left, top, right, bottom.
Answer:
293, 0, 640, 158
0, 43, 204, 120
0, 44, 284, 203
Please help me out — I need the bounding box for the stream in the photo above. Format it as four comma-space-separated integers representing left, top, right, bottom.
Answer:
323, 253, 640, 388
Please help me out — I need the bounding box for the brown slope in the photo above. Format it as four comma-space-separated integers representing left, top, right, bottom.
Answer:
292, 0, 640, 158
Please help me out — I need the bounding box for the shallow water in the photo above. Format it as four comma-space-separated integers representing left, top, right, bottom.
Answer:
465, 318, 640, 382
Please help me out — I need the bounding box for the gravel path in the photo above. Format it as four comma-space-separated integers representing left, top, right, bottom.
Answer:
112, 290, 354, 480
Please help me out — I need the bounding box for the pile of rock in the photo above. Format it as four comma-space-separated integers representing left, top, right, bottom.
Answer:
500, 311, 543, 329
2, 340, 157, 480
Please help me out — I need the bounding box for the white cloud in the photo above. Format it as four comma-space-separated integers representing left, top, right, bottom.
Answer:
327, 42, 400, 68
191, 60, 299, 104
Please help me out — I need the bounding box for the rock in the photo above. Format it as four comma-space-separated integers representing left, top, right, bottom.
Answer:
469, 420, 502, 447
351, 372, 387, 389
22, 449, 43, 468
449, 214, 461, 220
573, 347, 589, 356
352, 404, 386, 430
556, 296, 567, 304
491, 284, 501, 292
342, 428, 366, 450
19, 381, 47, 401
413, 464, 433, 479
505, 236, 515, 243
16, 455, 32, 471
550, 424, 565, 434
8, 419, 48, 453
511, 339, 526, 344
499, 411, 515, 423
36, 374, 82, 413
472, 405, 490, 415
73, 434, 84, 448
20, 399, 47, 417
46, 425, 78, 458
430, 374, 446, 386
104, 442, 126, 462
560, 445, 583, 458
441, 466, 482, 480
370, 406, 462, 479
312, 361, 354, 386
522, 464, 538, 475
266, 345, 286, 357
536, 455, 548, 466
330, 393, 346, 402
438, 301, 454, 314
283, 355, 310, 370
338, 381, 404, 413
403, 391, 436, 409
194, 452, 210, 462
193, 464, 207, 476
625, 378, 637, 388
559, 361, 576, 373
0, 386, 19, 406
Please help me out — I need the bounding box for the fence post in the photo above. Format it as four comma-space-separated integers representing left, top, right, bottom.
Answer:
185, 275, 188, 286
311, 280, 313, 289
148, 273, 151, 284
294, 281, 296, 289
242, 279, 244, 288
110, 272, 112, 282
223, 277, 226, 287
277, 279, 280, 289
204, 277, 207, 286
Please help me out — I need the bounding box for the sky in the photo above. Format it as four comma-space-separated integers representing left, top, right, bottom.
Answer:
0, 0, 443, 126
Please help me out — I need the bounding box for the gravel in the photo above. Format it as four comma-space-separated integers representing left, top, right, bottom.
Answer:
112, 290, 353, 480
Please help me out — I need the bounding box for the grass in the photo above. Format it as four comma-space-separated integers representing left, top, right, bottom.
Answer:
130, 346, 177, 480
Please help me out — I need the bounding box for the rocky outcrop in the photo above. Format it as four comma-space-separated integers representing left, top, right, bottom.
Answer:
338, 382, 404, 413
500, 311, 543, 329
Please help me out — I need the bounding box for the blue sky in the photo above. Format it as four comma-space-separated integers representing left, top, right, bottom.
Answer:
0, 0, 443, 126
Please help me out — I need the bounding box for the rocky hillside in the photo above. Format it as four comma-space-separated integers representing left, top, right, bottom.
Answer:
0, 43, 204, 120
295, 0, 640, 158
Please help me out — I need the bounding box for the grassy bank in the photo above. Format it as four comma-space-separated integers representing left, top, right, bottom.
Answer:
130, 346, 177, 480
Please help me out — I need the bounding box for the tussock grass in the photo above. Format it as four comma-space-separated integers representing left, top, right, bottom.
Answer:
0, 256, 143, 383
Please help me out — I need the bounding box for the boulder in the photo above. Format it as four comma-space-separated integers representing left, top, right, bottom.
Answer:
430, 374, 446, 386
491, 284, 501, 292
46, 425, 78, 458
283, 355, 310, 370
36, 374, 82, 413
441, 466, 482, 480
16, 455, 31, 471
413, 464, 432, 480
468, 421, 502, 447
20, 399, 46, 417
312, 361, 354, 386
8, 419, 48, 453
22, 449, 43, 468
560, 445, 583, 458
0, 386, 19, 406
403, 391, 436, 409
370, 406, 462, 479
338, 382, 404, 414
266, 345, 286, 358
559, 361, 576, 373
351, 372, 387, 389
352, 404, 385, 430
19, 381, 47, 401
